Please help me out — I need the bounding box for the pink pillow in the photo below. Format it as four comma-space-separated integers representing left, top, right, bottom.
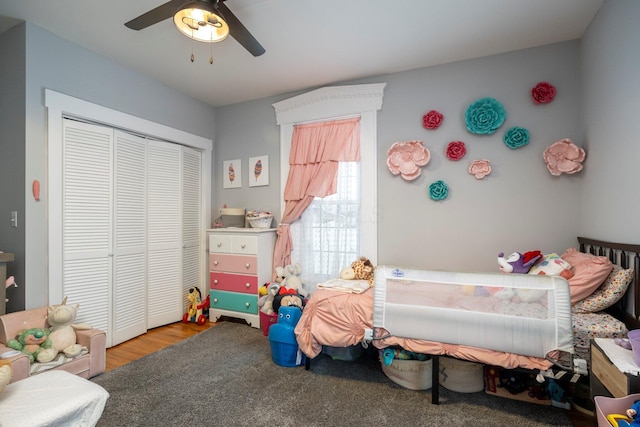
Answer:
561, 248, 613, 304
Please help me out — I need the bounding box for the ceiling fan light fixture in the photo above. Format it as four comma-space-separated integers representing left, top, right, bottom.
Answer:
173, 3, 229, 43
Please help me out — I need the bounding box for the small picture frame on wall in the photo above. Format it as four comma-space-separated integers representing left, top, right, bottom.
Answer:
223, 159, 242, 188
249, 155, 269, 187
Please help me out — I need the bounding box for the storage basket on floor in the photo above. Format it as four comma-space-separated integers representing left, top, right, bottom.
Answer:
595, 393, 640, 427
439, 356, 484, 393
379, 355, 432, 390
259, 311, 277, 336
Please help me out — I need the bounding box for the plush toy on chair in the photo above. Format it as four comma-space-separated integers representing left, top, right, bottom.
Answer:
7, 327, 54, 363
44, 297, 90, 361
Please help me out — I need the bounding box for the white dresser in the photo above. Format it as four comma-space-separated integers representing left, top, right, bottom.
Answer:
207, 228, 276, 328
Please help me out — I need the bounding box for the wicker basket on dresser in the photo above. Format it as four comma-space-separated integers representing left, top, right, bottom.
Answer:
207, 228, 276, 328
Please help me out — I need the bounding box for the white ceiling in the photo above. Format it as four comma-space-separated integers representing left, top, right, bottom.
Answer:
0, 0, 604, 108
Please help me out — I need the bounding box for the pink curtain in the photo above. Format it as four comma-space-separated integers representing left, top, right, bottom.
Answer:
273, 117, 360, 272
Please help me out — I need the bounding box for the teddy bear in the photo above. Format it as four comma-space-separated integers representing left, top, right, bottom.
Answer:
277, 263, 306, 296
44, 297, 90, 360
7, 327, 55, 363
258, 282, 281, 315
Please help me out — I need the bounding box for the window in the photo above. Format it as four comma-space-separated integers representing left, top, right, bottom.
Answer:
272, 83, 385, 294
291, 161, 361, 290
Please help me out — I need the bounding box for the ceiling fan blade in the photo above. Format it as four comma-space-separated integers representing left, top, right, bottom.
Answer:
216, 1, 265, 57
125, 0, 186, 30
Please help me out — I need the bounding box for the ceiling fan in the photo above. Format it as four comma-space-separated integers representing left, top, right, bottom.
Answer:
125, 0, 265, 57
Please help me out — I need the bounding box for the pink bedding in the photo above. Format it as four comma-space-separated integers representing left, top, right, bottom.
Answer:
294, 288, 554, 370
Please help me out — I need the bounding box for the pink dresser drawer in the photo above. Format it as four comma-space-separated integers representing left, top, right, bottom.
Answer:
209, 253, 257, 275
210, 272, 258, 294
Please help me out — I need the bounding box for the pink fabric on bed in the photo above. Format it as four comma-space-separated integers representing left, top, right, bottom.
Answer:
294, 287, 554, 370
295, 288, 374, 358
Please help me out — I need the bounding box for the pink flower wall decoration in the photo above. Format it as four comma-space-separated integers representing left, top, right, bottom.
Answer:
422, 110, 443, 130
446, 141, 466, 161
387, 140, 431, 181
543, 138, 586, 176
531, 82, 556, 104
468, 159, 492, 180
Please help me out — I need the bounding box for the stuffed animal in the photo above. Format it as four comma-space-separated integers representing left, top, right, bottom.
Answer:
272, 289, 305, 313
351, 257, 375, 286
7, 327, 54, 363
339, 267, 356, 280
258, 282, 281, 315
620, 400, 640, 427
0, 359, 12, 394
528, 253, 574, 280
279, 263, 306, 296
497, 251, 543, 274
45, 297, 89, 360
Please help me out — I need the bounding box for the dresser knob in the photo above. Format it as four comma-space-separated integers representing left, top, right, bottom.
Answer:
245, 283, 250, 288
213, 298, 218, 304
241, 243, 246, 249
245, 263, 250, 269
245, 302, 250, 308
214, 280, 218, 285
214, 261, 218, 266
217, 242, 222, 248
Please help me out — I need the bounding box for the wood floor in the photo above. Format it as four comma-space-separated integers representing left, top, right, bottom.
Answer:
105, 320, 594, 426
105, 320, 217, 371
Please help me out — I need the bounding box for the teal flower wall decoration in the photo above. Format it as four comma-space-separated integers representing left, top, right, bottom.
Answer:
465, 97, 506, 135
503, 126, 530, 149
428, 180, 449, 201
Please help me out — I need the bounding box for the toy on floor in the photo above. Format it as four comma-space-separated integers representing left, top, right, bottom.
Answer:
182, 286, 210, 325
258, 282, 281, 315
616, 400, 640, 427
381, 348, 428, 366
272, 288, 305, 314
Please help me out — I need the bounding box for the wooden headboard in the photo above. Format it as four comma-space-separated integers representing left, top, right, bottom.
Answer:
578, 236, 640, 330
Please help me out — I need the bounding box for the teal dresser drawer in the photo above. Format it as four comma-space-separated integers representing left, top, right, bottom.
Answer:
210, 290, 258, 314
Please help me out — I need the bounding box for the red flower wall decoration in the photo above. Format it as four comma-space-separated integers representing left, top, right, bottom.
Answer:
531, 82, 556, 104
446, 141, 466, 161
422, 110, 443, 130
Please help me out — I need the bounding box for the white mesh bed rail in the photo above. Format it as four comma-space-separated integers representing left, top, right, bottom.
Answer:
372, 266, 574, 358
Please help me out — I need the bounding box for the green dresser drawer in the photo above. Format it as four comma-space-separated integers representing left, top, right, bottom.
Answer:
210, 290, 258, 314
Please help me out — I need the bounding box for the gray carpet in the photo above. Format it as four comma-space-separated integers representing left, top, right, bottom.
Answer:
91, 321, 572, 426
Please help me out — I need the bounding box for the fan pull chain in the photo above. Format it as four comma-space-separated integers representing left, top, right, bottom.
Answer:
191, 26, 195, 62
209, 33, 214, 64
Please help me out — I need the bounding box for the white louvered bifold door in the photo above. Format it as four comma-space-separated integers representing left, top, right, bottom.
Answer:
62, 120, 113, 336
147, 140, 182, 328
182, 146, 202, 305
112, 131, 148, 346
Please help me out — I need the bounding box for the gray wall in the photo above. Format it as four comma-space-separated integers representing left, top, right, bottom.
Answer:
1, 22, 218, 310
580, 0, 640, 242
0, 24, 25, 311
215, 41, 584, 272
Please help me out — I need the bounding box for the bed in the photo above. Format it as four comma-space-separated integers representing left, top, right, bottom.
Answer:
294, 237, 640, 403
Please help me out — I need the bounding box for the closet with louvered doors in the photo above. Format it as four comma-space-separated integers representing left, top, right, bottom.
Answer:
58, 119, 202, 347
